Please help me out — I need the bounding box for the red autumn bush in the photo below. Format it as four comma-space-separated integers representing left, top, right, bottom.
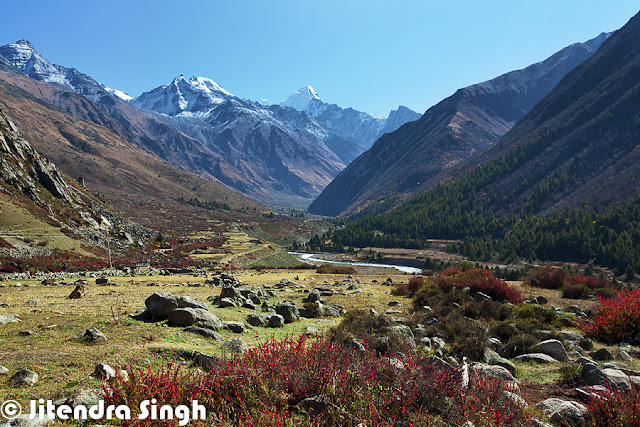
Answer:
587, 384, 640, 426
391, 276, 426, 296
524, 266, 568, 289
580, 289, 640, 341
436, 268, 523, 304
103, 336, 532, 426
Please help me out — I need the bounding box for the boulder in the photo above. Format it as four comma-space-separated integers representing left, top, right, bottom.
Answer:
534, 339, 568, 362
222, 338, 249, 356
218, 297, 238, 308
223, 321, 246, 333
302, 301, 324, 318
145, 292, 178, 317
276, 301, 300, 323
9, 369, 38, 386
514, 353, 558, 364
169, 308, 222, 330
247, 313, 268, 327
93, 363, 116, 380
342, 337, 365, 352
168, 308, 198, 326
503, 390, 528, 409
536, 398, 588, 426
297, 395, 330, 416
472, 363, 516, 383
177, 296, 208, 310
591, 347, 614, 361
582, 363, 609, 388
182, 326, 223, 341
267, 314, 285, 328
0, 314, 20, 325
602, 368, 632, 391
73, 327, 107, 343
68, 284, 85, 299
303, 289, 321, 303
485, 349, 517, 375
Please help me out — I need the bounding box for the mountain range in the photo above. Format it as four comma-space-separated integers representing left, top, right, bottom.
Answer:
308, 32, 610, 216
0, 40, 419, 208
330, 10, 640, 268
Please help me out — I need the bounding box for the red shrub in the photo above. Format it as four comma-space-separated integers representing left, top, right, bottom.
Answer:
436, 269, 523, 304
524, 266, 568, 289
391, 276, 426, 296
580, 289, 640, 341
587, 385, 640, 426
103, 336, 531, 426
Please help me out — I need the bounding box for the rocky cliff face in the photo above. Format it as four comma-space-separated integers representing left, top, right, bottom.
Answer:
0, 109, 78, 206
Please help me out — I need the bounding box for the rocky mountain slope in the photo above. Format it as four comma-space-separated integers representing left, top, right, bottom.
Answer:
309, 32, 609, 217
0, 107, 149, 262
132, 76, 365, 207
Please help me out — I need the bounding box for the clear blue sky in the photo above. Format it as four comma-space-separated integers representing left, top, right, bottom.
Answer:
2, 1, 638, 116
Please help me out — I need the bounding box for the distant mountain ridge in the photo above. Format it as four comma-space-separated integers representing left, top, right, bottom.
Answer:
308, 32, 610, 217
281, 85, 421, 149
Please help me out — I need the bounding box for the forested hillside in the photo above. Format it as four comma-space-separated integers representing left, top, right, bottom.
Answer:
330, 11, 640, 274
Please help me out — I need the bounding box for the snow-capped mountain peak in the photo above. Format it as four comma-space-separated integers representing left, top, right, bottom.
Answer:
280, 85, 321, 111
132, 75, 235, 118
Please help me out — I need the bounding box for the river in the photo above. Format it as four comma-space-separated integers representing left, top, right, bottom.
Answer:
289, 252, 423, 274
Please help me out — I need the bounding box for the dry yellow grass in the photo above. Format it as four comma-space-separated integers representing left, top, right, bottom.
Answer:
0, 269, 412, 405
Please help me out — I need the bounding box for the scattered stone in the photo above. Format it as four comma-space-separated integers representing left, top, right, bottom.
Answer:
26, 299, 40, 306
73, 327, 107, 343
472, 363, 517, 383
591, 347, 614, 361
95, 277, 110, 285
196, 352, 216, 371
222, 338, 249, 356
560, 330, 584, 341
93, 363, 116, 380
388, 301, 403, 307
9, 369, 38, 386
169, 308, 223, 330
297, 395, 329, 416
514, 353, 558, 364
18, 330, 36, 336
534, 296, 548, 305
302, 301, 324, 318
303, 289, 321, 303
474, 292, 492, 301
223, 321, 246, 333
276, 300, 300, 323
582, 363, 609, 388
617, 349, 633, 362
0, 414, 54, 426
218, 297, 238, 308
54, 388, 103, 408
0, 365, 9, 374
503, 390, 528, 409
342, 337, 365, 352
534, 339, 568, 362
304, 326, 319, 337
267, 314, 285, 328
390, 325, 415, 345
177, 296, 208, 310
68, 284, 86, 299
431, 337, 446, 350
536, 398, 588, 426
183, 326, 223, 341
247, 313, 268, 327
485, 349, 516, 375
145, 292, 179, 317
602, 368, 632, 391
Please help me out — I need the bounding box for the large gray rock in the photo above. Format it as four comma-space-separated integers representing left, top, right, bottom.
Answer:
303, 289, 321, 303
223, 321, 246, 333
472, 363, 516, 383
169, 308, 223, 330
0, 415, 53, 427
177, 296, 208, 310
247, 313, 268, 327
222, 338, 249, 355
168, 308, 198, 326
591, 347, 614, 361
582, 363, 609, 388
514, 353, 558, 364
276, 301, 300, 323
0, 314, 20, 325
267, 314, 285, 328
534, 339, 568, 362
183, 326, 223, 341
485, 349, 517, 375
602, 368, 632, 391
536, 398, 588, 426
9, 369, 38, 386
196, 352, 216, 371
145, 292, 179, 317
73, 327, 107, 343
93, 363, 116, 380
